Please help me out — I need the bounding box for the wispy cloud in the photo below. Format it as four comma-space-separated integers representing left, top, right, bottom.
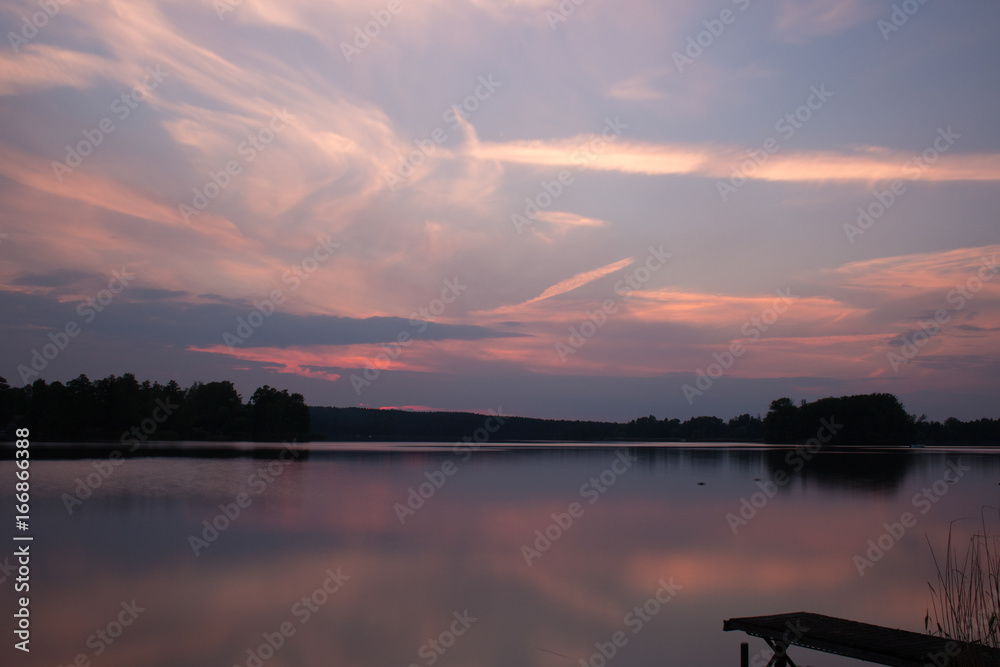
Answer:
773, 0, 883, 41
608, 71, 667, 101
503, 257, 636, 310
470, 135, 1000, 183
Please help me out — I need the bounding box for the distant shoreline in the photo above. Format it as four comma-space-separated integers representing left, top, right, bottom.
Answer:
3, 439, 997, 462
4, 376, 998, 448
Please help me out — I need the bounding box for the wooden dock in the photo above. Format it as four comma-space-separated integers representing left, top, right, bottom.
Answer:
723, 611, 1000, 667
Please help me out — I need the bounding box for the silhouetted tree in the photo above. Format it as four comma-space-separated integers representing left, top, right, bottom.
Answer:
765, 393, 916, 445
180, 381, 245, 437
247, 385, 309, 438
764, 397, 799, 443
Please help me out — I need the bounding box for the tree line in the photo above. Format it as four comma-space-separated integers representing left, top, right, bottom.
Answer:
0, 374, 310, 442
311, 393, 998, 445
763, 393, 1000, 445
1, 376, 996, 445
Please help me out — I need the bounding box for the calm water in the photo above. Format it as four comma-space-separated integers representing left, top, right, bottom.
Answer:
2, 443, 999, 667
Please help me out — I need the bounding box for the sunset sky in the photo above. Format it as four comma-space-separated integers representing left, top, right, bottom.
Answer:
1, 0, 998, 421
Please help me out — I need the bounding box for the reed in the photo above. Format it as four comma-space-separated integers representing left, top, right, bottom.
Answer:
925, 509, 1000, 666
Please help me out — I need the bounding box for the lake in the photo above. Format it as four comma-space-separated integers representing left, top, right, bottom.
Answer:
2, 442, 998, 667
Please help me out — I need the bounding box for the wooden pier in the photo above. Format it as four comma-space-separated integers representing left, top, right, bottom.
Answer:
723, 611, 1000, 667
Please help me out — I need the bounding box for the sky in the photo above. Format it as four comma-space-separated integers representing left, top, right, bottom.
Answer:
0, 0, 998, 422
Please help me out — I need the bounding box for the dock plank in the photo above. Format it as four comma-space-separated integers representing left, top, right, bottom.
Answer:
723, 611, 1000, 667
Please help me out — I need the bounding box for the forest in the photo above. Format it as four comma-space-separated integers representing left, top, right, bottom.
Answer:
0, 374, 309, 442
1, 375, 997, 446
312, 393, 999, 445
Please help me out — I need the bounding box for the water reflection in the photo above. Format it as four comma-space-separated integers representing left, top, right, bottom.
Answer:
1, 444, 998, 667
